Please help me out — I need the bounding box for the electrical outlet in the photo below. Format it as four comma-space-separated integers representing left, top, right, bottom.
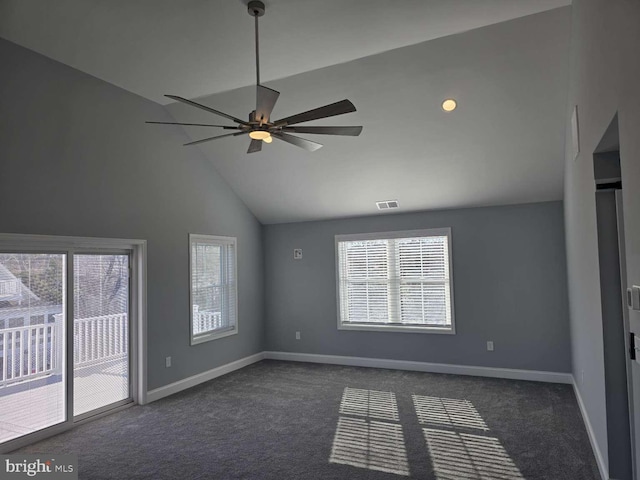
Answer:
486, 341, 494, 352
166, 356, 172, 368
293, 249, 303, 260
295, 331, 301, 340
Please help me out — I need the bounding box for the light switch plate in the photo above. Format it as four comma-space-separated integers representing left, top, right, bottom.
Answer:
293, 248, 303, 260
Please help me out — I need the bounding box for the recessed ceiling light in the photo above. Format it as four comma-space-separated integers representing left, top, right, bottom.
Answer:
441, 99, 457, 112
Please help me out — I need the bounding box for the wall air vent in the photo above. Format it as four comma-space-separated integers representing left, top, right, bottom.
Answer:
376, 200, 399, 210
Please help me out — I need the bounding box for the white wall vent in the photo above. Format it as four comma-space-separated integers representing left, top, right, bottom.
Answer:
376, 200, 399, 210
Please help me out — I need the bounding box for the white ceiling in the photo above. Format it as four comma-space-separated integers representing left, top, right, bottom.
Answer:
0, 1, 572, 225
0, 0, 569, 104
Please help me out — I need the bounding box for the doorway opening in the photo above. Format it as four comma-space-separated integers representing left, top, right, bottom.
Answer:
594, 114, 633, 480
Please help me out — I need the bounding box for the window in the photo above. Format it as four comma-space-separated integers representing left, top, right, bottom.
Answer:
190, 234, 237, 344
335, 228, 454, 334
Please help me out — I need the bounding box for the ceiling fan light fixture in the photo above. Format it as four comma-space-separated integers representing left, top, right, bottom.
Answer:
263, 135, 273, 143
249, 130, 271, 140
442, 98, 457, 112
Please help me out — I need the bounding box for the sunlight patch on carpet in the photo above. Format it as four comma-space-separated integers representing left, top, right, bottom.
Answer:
340, 387, 399, 421
423, 428, 524, 480
330, 416, 410, 476
412, 395, 489, 431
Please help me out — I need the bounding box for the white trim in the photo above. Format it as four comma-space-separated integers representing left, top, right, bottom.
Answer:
338, 324, 455, 334
145, 352, 265, 403
572, 376, 609, 480
335, 227, 456, 334
189, 233, 238, 345
335, 228, 452, 242
263, 351, 572, 384
0, 233, 145, 250
144, 351, 575, 405
191, 326, 238, 344
133, 241, 148, 405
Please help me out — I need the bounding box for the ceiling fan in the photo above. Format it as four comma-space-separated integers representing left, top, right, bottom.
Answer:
147, 1, 363, 154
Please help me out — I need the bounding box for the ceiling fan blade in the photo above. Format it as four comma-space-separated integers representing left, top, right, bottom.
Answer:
146, 121, 239, 129
184, 130, 247, 147
274, 99, 356, 126
165, 95, 250, 126
272, 132, 323, 152
256, 85, 280, 124
281, 126, 363, 136
247, 139, 263, 154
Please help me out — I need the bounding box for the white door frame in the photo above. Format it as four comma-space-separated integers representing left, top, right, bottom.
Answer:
615, 191, 638, 479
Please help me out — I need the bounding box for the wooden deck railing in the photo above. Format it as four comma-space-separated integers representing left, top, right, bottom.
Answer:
0, 321, 62, 387
0, 312, 129, 388
73, 313, 128, 368
192, 307, 223, 335
1, 309, 222, 388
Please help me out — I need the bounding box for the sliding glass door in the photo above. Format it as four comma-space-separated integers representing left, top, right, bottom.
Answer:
73, 254, 131, 418
0, 253, 67, 444
0, 240, 139, 450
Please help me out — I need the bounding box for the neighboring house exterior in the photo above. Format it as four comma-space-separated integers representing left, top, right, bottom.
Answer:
0, 263, 39, 306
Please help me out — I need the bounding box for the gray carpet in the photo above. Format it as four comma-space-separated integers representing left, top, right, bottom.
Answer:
16, 360, 600, 479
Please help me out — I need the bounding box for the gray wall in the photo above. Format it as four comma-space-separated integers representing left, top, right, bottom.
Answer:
0, 38, 264, 391
563, 0, 640, 474
264, 201, 571, 373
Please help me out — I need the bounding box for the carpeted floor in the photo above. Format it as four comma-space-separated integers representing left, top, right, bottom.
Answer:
16, 360, 600, 479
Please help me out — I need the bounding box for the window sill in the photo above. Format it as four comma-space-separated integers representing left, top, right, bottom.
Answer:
338, 323, 455, 335
191, 327, 238, 345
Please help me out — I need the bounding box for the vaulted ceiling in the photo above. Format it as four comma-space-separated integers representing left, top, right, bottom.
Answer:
0, 0, 572, 224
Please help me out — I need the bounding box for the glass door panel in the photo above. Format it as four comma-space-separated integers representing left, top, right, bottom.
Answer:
73, 254, 130, 417
0, 253, 66, 444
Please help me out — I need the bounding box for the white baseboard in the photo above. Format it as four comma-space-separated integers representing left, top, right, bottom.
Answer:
145, 351, 573, 404
263, 351, 573, 384
145, 352, 265, 403
144, 351, 572, 405
572, 376, 609, 480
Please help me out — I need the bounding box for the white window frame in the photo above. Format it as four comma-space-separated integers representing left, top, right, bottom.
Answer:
335, 228, 455, 334
189, 234, 238, 345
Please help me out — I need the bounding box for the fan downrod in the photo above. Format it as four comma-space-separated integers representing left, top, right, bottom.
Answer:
146, 0, 361, 153
248, 1, 265, 17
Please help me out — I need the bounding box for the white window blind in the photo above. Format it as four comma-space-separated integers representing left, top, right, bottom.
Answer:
336, 229, 454, 333
190, 234, 237, 344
